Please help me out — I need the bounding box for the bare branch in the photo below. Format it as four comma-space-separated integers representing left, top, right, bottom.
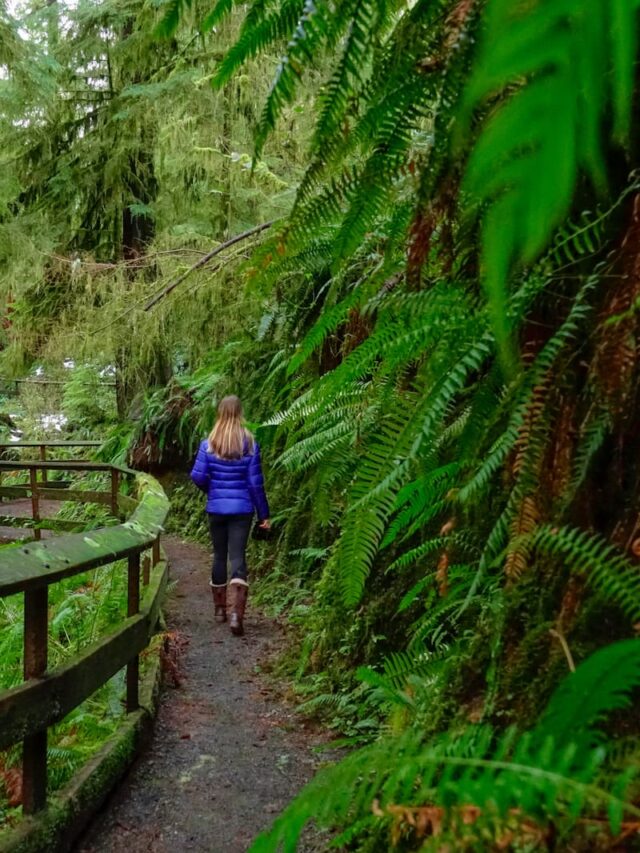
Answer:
142, 220, 275, 311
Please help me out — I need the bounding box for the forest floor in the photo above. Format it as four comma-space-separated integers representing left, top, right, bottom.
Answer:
1, 503, 332, 852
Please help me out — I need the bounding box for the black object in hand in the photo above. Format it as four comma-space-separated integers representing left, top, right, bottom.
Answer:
252, 522, 274, 541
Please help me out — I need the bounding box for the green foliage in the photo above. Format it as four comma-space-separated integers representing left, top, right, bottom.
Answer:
460, 0, 640, 368
5, 0, 640, 847
62, 365, 116, 433
527, 525, 640, 622
164, 481, 209, 543
251, 641, 640, 851
250, 642, 640, 850
0, 0, 309, 415
536, 640, 640, 748
178, 1, 640, 848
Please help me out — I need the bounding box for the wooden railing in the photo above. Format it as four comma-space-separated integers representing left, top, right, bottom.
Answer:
0, 441, 103, 535
0, 444, 169, 816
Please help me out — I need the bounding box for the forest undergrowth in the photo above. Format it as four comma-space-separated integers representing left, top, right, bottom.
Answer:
3, 0, 640, 849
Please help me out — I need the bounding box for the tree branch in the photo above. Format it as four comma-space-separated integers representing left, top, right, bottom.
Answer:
142, 220, 275, 311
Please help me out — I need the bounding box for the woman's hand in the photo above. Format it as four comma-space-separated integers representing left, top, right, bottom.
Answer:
259, 518, 271, 529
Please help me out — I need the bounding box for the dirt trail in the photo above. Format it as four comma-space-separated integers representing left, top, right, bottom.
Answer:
74, 536, 326, 853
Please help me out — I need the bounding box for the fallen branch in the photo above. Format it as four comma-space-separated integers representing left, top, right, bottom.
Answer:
87, 244, 254, 337
142, 220, 275, 311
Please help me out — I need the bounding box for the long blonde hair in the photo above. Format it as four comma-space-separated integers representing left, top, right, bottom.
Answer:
207, 395, 254, 459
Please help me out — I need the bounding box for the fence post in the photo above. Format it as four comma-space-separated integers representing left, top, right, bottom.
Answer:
39, 445, 47, 487
126, 552, 140, 712
152, 535, 160, 566
22, 586, 48, 813
29, 467, 41, 541
110, 469, 119, 518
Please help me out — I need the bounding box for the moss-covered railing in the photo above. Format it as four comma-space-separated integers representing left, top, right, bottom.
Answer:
0, 445, 169, 818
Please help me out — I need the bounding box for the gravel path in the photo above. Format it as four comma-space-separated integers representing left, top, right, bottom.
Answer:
73, 536, 326, 853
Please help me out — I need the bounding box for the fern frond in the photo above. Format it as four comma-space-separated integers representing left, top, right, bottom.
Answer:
286, 287, 366, 375
459, 274, 595, 510
559, 409, 610, 511
382, 464, 461, 549
284, 165, 361, 247
387, 534, 464, 574
409, 590, 475, 650
251, 712, 640, 852
461, 0, 640, 368
212, 0, 305, 89
278, 422, 353, 471
336, 492, 398, 606
356, 665, 417, 710
528, 525, 640, 622
328, 328, 491, 605
310, 0, 377, 152
535, 640, 640, 747
332, 124, 416, 263
253, 0, 347, 155
549, 208, 609, 268
396, 573, 432, 613
377, 648, 439, 690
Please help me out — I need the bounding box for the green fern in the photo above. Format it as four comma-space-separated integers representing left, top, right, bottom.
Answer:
535, 639, 640, 747
200, 0, 238, 33
250, 641, 640, 851
528, 525, 640, 622
383, 468, 460, 549
460, 0, 640, 369
213, 0, 306, 90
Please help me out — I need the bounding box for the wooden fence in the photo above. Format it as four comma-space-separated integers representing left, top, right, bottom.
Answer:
0, 443, 169, 816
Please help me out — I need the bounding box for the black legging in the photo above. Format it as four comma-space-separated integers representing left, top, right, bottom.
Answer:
208, 513, 253, 585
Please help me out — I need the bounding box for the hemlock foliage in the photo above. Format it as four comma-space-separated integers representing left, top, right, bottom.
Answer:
2, 0, 640, 848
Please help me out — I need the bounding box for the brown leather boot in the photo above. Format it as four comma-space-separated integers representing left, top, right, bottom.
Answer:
210, 583, 227, 623
229, 580, 248, 636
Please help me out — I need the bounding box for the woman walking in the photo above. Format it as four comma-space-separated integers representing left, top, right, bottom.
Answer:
190, 395, 270, 636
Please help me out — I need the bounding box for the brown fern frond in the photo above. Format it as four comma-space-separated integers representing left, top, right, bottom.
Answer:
505, 494, 540, 580
435, 551, 449, 597
373, 800, 551, 847
547, 392, 575, 502
511, 380, 548, 478
407, 179, 459, 287
407, 207, 437, 287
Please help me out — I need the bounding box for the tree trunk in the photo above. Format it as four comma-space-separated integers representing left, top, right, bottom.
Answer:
217, 83, 234, 240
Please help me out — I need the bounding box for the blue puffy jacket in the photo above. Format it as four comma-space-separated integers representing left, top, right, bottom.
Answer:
190, 438, 270, 520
